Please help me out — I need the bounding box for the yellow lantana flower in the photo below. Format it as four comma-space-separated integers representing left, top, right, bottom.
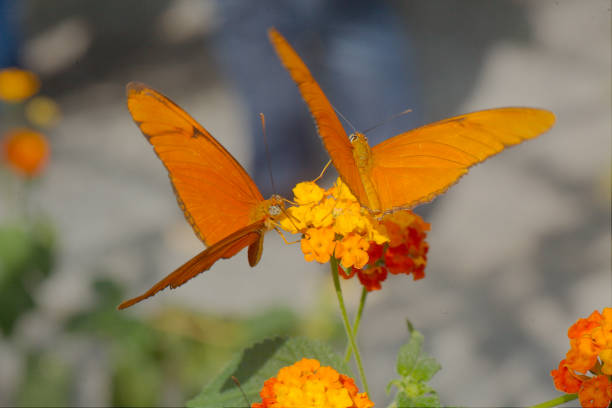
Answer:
281, 179, 390, 269
301, 227, 336, 264
293, 181, 325, 205
25, 96, 61, 128
334, 201, 367, 236
0, 68, 40, 103
335, 233, 369, 269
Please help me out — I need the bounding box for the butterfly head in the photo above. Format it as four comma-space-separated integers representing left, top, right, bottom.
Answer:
267, 194, 285, 217
348, 132, 367, 143
252, 195, 285, 230
349, 132, 372, 169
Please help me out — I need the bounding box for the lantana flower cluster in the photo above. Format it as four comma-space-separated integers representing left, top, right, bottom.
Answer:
551, 307, 612, 408
252, 358, 373, 408
280, 179, 429, 290
280, 179, 388, 268
339, 210, 429, 291
0, 67, 57, 178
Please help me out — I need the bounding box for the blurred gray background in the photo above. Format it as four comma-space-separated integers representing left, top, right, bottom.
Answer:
0, 0, 610, 406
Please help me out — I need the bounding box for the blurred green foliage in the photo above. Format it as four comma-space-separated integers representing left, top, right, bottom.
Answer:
0, 216, 344, 406
16, 351, 71, 407
61, 277, 344, 406
0, 218, 55, 335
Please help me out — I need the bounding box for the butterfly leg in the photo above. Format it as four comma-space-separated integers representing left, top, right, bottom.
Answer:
312, 160, 332, 183
281, 197, 299, 206
273, 227, 301, 245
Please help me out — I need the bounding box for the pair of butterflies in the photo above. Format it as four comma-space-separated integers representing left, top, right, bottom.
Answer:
118, 28, 555, 309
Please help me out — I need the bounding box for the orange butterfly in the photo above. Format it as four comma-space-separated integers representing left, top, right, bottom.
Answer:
268, 28, 555, 213
118, 82, 285, 309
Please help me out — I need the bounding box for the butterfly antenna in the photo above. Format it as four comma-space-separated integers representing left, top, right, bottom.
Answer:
332, 104, 358, 134
362, 108, 413, 135
259, 113, 277, 194
231, 376, 251, 406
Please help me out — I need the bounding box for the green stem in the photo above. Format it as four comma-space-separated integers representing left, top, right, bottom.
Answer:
528, 394, 578, 408
330, 257, 369, 396
344, 286, 368, 362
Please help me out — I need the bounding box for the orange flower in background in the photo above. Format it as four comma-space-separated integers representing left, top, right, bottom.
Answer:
551, 307, 612, 408
569, 310, 604, 339
1, 128, 50, 177
0, 68, 40, 103
551, 359, 582, 393
252, 358, 373, 408
579, 376, 612, 408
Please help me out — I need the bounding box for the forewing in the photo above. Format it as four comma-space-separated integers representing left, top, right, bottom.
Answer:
268, 28, 368, 204
127, 82, 264, 245
118, 221, 265, 309
370, 107, 555, 211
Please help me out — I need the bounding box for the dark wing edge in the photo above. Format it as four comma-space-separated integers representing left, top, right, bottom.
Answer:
118, 221, 266, 309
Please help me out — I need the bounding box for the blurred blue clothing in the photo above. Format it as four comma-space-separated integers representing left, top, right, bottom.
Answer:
0, 0, 20, 68
212, 0, 421, 197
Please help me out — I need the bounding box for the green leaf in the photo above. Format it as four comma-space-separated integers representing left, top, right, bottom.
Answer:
187, 337, 350, 408
396, 391, 441, 408
389, 324, 442, 407
413, 354, 441, 383
396, 329, 423, 376
396, 330, 440, 382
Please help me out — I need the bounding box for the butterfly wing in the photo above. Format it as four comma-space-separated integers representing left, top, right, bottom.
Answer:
267, 28, 368, 204
126, 82, 264, 246
118, 221, 266, 309
369, 107, 556, 211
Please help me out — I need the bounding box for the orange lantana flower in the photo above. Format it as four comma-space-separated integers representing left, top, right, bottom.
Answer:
1, 128, 50, 177
551, 307, 612, 408
252, 358, 373, 408
578, 376, 612, 408
551, 359, 582, 394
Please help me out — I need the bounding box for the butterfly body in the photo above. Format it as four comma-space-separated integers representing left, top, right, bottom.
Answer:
349, 132, 382, 211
